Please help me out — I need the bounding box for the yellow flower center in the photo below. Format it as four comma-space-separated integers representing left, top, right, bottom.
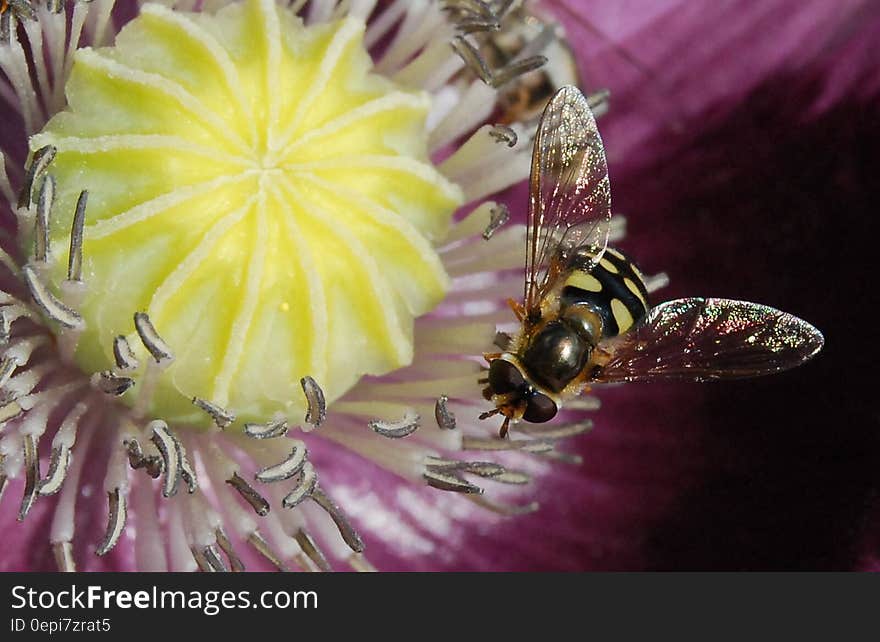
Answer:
30, 0, 463, 426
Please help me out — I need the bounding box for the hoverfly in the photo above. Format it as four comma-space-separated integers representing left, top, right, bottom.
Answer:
481, 85, 825, 438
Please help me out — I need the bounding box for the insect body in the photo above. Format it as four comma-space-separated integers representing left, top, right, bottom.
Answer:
482, 86, 825, 437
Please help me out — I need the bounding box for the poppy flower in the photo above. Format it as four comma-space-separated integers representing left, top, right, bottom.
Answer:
1, 0, 876, 573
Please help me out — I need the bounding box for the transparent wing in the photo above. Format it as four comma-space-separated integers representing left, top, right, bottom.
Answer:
594, 298, 824, 383
524, 85, 611, 317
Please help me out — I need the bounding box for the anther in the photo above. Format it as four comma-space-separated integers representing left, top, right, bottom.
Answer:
281, 461, 317, 509
149, 420, 181, 497
134, 312, 174, 363
451, 35, 493, 84
483, 203, 510, 240
192, 547, 212, 572
67, 191, 88, 282
294, 528, 332, 572
96, 488, 127, 556
124, 438, 164, 479
490, 55, 548, 88
18, 145, 56, 210
256, 441, 308, 483
310, 485, 365, 554
226, 472, 270, 516
215, 528, 245, 572
178, 442, 198, 493
23, 265, 84, 329
192, 397, 236, 430
201, 545, 228, 572
93, 371, 135, 396
244, 418, 289, 440
369, 410, 420, 439
489, 124, 517, 147
247, 531, 289, 572
423, 466, 484, 495
38, 444, 71, 496
17, 433, 39, 521
112, 335, 139, 371
0, 356, 18, 389
461, 436, 555, 454
435, 395, 456, 430
301, 376, 326, 429
34, 175, 54, 262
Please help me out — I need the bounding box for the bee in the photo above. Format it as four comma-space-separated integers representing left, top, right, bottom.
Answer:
481, 85, 825, 438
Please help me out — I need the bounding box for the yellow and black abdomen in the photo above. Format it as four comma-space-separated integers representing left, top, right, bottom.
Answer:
560, 247, 650, 338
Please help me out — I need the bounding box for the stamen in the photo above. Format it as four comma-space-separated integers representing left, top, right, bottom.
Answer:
227, 471, 270, 516
112, 335, 139, 371
462, 435, 554, 454
178, 441, 197, 493
133, 312, 173, 363
489, 55, 548, 88
423, 468, 483, 495
454, 17, 500, 34
244, 417, 289, 440
192, 396, 236, 430
425, 455, 529, 484
247, 530, 289, 572
450, 35, 493, 84
96, 488, 127, 556
200, 545, 228, 572
482, 203, 510, 240
149, 420, 181, 497
22, 264, 84, 329
66, 190, 88, 282
293, 528, 332, 572
309, 485, 364, 553
434, 395, 456, 430
0, 356, 18, 388
215, 527, 245, 572
52, 541, 75, 573
256, 441, 308, 483
38, 443, 70, 496
489, 124, 517, 147
191, 547, 212, 572
125, 438, 164, 479
281, 461, 317, 509
17, 433, 39, 521
369, 410, 420, 438
92, 370, 135, 396
17, 144, 56, 209
301, 376, 326, 429
34, 174, 54, 262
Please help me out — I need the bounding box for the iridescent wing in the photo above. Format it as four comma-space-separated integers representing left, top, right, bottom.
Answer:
593, 298, 824, 383
523, 85, 611, 318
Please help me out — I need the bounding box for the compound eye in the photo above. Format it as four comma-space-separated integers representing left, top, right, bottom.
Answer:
523, 393, 558, 423
488, 359, 525, 394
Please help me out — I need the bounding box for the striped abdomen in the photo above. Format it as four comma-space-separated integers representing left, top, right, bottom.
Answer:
560, 246, 650, 339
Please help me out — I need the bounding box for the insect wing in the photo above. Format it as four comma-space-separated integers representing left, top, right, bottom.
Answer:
524, 85, 611, 316
593, 298, 824, 383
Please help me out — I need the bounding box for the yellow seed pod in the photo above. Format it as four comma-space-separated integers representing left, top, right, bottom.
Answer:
30, 0, 463, 427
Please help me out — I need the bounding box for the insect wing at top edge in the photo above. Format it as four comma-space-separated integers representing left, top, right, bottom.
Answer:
524, 85, 612, 316
593, 298, 825, 383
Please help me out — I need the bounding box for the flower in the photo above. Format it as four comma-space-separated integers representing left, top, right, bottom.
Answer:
0, 0, 622, 571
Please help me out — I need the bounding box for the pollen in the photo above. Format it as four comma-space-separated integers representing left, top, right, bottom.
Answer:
28, 0, 463, 426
